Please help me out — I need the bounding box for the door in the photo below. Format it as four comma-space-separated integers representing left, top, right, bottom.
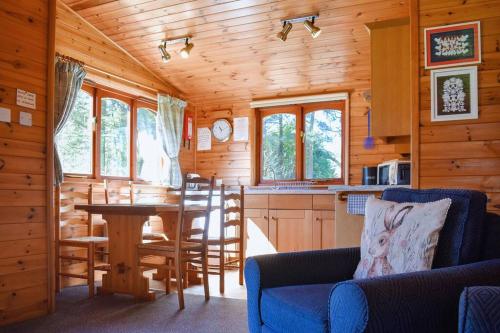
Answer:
313, 210, 335, 249
269, 209, 314, 252
244, 208, 276, 256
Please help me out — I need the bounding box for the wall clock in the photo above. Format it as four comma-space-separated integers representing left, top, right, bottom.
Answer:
212, 118, 232, 142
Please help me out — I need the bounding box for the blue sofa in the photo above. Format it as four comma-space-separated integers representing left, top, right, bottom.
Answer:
245, 188, 500, 333
459, 286, 500, 333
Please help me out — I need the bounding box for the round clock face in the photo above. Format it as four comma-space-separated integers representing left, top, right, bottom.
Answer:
212, 119, 232, 142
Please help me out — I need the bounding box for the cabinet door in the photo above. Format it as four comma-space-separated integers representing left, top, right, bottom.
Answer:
244, 208, 276, 256
313, 210, 335, 249
270, 209, 314, 252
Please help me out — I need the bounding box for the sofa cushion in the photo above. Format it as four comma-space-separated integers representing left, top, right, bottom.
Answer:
459, 286, 500, 333
382, 188, 487, 268
481, 213, 500, 260
354, 197, 451, 279
261, 283, 334, 333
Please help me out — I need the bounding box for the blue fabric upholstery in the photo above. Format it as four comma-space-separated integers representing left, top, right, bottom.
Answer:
245, 188, 499, 333
261, 284, 334, 333
459, 286, 500, 333
482, 213, 500, 261
382, 188, 487, 268
330, 259, 500, 333
245, 248, 359, 333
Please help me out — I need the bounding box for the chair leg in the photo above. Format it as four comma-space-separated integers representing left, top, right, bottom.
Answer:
202, 252, 210, 301
239, 243, 244, 286
165, 258, 171, 295
175, 257, 185, 310
55, 247, 61, 293
88, 242, 95, 298
219, 245, 225, 294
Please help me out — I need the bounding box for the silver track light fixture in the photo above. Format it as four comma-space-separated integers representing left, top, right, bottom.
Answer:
277, 14, 321, 41
180, 38, 194, 59
158, 36, 194, 63
277, 21, 293, 42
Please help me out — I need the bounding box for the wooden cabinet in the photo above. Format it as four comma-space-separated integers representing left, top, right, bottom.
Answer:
269, 209, 315, 252
313, 210, 335, 249
244, 194, 336, 254
367, 17, 411, 137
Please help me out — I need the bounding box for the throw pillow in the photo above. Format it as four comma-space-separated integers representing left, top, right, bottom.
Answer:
354, 196, 452, 279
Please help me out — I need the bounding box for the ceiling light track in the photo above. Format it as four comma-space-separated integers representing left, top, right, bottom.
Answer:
158, 36, 194, 63
277, 13, 321, 41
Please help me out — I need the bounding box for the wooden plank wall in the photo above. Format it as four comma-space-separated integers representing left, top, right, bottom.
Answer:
0, 0, 50, 325
418, 0, 500, 213
193, 0, 410, 186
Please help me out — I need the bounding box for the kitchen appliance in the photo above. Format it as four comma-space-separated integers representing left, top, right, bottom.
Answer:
362, 166, 377, 185
377, 160, 411, 185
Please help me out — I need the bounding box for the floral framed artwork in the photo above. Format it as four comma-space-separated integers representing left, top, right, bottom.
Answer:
424, 21, 481, 69
431, 66, 478, 122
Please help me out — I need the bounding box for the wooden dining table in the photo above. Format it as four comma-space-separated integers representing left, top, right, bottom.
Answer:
75, 203, 215, 300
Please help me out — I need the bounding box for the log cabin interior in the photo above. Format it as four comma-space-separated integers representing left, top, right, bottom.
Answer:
1, 0, 499, 332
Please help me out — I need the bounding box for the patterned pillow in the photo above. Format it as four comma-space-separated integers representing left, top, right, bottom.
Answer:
354, 196, 452, 279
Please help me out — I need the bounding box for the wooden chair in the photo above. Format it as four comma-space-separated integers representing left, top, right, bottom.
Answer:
137, 174, 215, 309
55, 182, 109, 297
129, 182, 167, 241
209, 184, 245, 293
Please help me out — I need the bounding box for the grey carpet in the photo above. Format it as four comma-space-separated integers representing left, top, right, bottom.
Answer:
2, 286, 248, 333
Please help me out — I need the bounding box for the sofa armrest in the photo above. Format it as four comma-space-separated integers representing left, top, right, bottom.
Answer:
329, 259, 500, 333
459, 286, 500, 333
245, 247, 360, 333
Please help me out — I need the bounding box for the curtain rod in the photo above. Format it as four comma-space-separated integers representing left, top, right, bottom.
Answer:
55, 52, 162, 99
55, 52, 85, 66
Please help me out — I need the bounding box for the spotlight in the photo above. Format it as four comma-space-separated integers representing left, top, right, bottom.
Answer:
158, 44, 171, 63
277, 21, 293, 42
180, 38, 194, 59
304, 18, 321, 39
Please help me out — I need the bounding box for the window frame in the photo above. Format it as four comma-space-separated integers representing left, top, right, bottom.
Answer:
256, 101, 346, 185
62, 83, 159, 183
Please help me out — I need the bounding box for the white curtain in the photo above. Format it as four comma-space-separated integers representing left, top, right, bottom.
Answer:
156, 94, 186, 187
54, 59, 86, 185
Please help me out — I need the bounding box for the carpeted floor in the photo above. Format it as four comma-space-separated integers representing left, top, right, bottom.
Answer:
2, 286, 248, 333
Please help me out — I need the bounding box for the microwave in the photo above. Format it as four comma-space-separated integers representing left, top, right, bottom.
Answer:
377, 160, 411, 185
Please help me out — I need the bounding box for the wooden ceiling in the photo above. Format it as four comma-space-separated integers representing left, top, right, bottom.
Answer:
61, 0, 409, 105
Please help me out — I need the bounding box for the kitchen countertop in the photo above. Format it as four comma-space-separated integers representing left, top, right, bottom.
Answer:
244, 185, 410, 195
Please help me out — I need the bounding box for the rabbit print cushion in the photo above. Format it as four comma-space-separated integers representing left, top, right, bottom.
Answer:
354, 196, 452, 279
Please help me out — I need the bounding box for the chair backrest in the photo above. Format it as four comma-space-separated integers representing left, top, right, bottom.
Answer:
176, 174, 215, 248
104, 179, 132, 204
57, 182, 93, 238
382, 188, 488, 268
220, 184, 245, 242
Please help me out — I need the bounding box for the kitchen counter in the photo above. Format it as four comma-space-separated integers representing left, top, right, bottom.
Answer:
244, 185, 410, 195
327, 185, 411, 193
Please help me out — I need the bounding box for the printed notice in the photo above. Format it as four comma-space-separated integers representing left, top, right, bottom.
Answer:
233, 117, 249, 142
197, 127, 212, 151
16, 89, 36, 109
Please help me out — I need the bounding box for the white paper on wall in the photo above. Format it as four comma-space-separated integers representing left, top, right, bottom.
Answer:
16, 89, 36, 109
233, 117, 249, 142
197, 127, 212, 151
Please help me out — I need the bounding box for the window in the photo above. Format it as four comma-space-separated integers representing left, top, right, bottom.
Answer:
136, 107, 163, 182
100, 97, 131, 177
55, 88, 93, 175
258, 101, 345, 184
58, 83, 165, 182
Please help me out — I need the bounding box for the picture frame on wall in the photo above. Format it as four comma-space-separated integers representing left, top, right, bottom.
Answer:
424, 21, 481, 69
431, 66, 478, 122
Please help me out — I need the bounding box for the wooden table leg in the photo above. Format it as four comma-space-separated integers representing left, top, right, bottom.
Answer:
101, 214, 155, 300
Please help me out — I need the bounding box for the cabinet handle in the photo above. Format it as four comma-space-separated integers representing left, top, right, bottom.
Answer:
316, 217, 322, 222
271, 216, 277, 221
263, 216, 268, 220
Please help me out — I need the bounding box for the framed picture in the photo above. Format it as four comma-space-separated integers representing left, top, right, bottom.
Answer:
424, 21, 481, 69
431, 66, 478, 122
